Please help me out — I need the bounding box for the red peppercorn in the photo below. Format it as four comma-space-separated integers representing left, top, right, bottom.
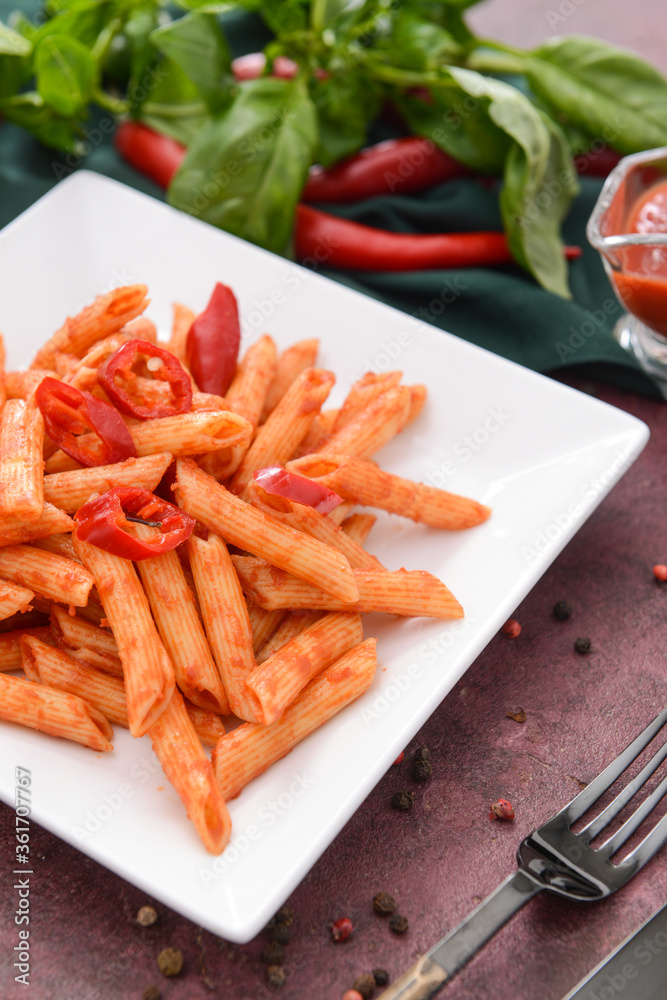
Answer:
393, 751, 405, 765
343, 991, 364, 1000
489, 798, 515, 821
332, 917, 353, 943
502, 619, 521, 638
653, 564, 667, 582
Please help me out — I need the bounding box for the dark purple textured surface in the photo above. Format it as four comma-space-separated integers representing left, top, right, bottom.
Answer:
0, 377, 665, 1000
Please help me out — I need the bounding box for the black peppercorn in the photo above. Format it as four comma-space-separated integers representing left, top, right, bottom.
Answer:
389, 914, 409, 934
372, 892, 396, 916
373, 969, 390, 987
275, 906, 293, 927
142, 988, 161, 1000
262, 941, 286, 965
272, 923, 291, 945
266, 966, 286, 989
413, 759, 432, 782
392, 791, 414, 811
414, 747, 430, 762
553, 600, 573, 621
156, 947, 183, 978
353, 973, 376, 999
574, 637, 591, 654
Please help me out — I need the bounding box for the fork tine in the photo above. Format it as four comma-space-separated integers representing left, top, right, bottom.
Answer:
561, 707, 667, 824
619, 809, 667, 873
582, 737, 667, 840
599, 770, 667, 857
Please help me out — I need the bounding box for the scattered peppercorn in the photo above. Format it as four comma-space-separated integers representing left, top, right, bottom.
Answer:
574, 637, 591, 654
393, 751, 404, 765
142, 988, 161, 1000
392, 790, 414, 811
373, 969, 390, 987
489, 798, 515, 821
342, 992, 364, 1000
332, 917, 354, 942
506, 708, 526, 723
136, 905, 158, 927
272, 923, 291, 945
156, 947, 183, 978
414, 747, 430, 762
353, 973, 376, 998
413, 759, 432, 782
372, 892, 396, 916
553, 600, 573, 621
653, 564, 667, 582
263, 941, 286, 965
266, 965, 286, 989
274, 906, 294, 927
389, 914, 409, 934
501, 618, 521, 638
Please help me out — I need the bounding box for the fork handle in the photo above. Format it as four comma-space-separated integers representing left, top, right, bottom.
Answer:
378, 869, 542, 999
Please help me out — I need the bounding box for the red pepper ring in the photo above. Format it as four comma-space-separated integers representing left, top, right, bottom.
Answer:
35, 377, 137, 468
97, 338, 193, 419
74, 486, 195, 560
253, 465, 343, 515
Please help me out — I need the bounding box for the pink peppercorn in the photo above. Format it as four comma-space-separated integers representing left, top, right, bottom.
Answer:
332, 917, 353, 942
343, 992, 364, 1000
653, 564, 667, 582
502, 619, 521, 638
393, 751, 404, 765
489, 798, 515, 821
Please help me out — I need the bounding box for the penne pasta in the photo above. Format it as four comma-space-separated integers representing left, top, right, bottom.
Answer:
229, 367, 335, 497
0, 546, 93, 606
72, 534, 174, 736
340, 512, 377, 546
0, 608, 48, 634
246, 601, 287, 656
256, 610, 322, 665
31, 284, 149, 370
323, 384, 411, 460
0, 504, 73, 547
184, 700, 226, 747
246, 611, 364, 725
0, 398, 45, 521
187, 533, 257, 721
332, 371, 402, 433
43, 452, 173, 512
4, 369, 54, 401
295, 407, 339, 457
31, 532, 79, 562
0, 626, 53, 672
260, 338, 319, 422
134, 531, 230, 716
226, 334, 277, 428
232, 556, 464, 619
49, 605, 122, 677
175, 458, 359, 604
212, 639, 377, 799
148, 688, 231, 854
287, 453, 491, 530
168, 302, 195, 364
0, 671, 113, 751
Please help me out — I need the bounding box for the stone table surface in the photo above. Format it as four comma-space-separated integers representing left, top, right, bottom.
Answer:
2, 2, 667, 999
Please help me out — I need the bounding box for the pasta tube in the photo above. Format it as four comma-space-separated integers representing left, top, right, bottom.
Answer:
0, 399, 44, 521
0, 672, 113, 751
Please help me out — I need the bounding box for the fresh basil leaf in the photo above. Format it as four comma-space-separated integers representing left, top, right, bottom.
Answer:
35, 33, 97, 116
398, 86, 510, 175
169, 75, 318, 254
150, 10, 233, 113
124, 8, 160, 91
32, 0, 116, 48
136, 56, 208, 145
238, 0, 310, 36
0, 90, 83, 150
0, 22, 32, 98
449, 67, 578, 297
0, 21, 32, 56
380, 10, 462, 71
527, 36, 667, 154
312, 67, 380, 166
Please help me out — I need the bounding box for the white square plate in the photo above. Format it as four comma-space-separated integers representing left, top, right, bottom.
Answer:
0, 172, 649, 943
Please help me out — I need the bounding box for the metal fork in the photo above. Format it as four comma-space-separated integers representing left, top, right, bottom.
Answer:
380, 706, 667, 999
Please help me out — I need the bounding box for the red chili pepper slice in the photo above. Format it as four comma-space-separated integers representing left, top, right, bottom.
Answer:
35, 377, 137, 467
302, 137, 471, 204
187, 283, 241, 397
114, 121, 186, 189
74, 486, 195, 560
97, 338, 193, 420
253, 465, 343, 514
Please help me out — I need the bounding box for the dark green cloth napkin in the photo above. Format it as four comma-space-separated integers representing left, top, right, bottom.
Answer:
0, 3, 660, 398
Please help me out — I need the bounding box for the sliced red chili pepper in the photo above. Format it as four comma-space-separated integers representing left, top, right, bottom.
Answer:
35, 377, 136, 467
114, 121, 186, 189
295, 204, 582, 271
302, 137, 470, 204
97, 338, 192, 419
74, 486, 195, 560
187, 283, 241, 397
253, 465, 343, 514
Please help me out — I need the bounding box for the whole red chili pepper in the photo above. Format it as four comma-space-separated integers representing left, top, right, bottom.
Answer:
75, 486, 195, 560
35, 377, 136, 467
302, 137, 470, 204
97, 338, 192, 419
187, 283, 241, 397
114, 121, 185, 188
295, 204, 582, 271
